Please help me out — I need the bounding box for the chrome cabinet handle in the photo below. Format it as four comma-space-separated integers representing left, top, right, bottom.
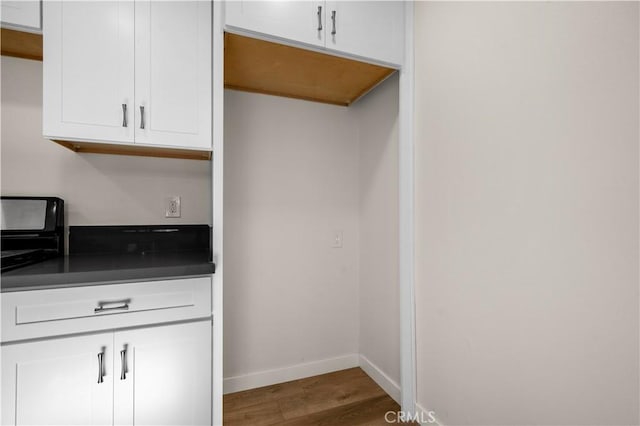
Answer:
122, 104, 128, 127
97, 352, 104, 384
94, 299, 130, 314
317, 5, 322, 31
139, 106, 145, 129
120, 348, 127, 380
331, 10, 336, 36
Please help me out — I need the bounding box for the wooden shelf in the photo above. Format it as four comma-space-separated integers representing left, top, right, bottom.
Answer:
2, 28, 396, 107
3, 28, 393, 159
1, 28, 42, 61
53, 140, 212, 161
224, 33, 396, 107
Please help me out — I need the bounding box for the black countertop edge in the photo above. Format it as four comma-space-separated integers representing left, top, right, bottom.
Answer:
1, 253, 215, 292
1, 272, 214, 293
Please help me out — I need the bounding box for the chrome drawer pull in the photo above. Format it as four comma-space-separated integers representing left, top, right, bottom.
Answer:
122, 104, 128, 127
94, 299, 131, 314
97, 352, 104, 384
331, 10, 336, 36
120, 348, 127, 380
317, 5, 322, 31
140, 105, 145, 129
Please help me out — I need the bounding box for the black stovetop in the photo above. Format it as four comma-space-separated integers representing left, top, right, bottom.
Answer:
1, 249, 47, 272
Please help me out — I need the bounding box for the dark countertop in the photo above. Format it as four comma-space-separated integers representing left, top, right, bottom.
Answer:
1, 253, 215, 292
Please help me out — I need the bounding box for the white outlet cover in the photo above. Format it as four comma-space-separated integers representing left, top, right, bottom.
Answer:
332, 230, 343, 248
165, 196, 181, 218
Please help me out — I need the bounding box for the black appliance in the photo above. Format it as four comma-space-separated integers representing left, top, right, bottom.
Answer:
1, 197, 65, 272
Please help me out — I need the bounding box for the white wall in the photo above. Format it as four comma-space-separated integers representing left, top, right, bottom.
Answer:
414, 2, 639, 425
1, 56, 211, 227
223, 90, 361, 389
354, 73, 401, 397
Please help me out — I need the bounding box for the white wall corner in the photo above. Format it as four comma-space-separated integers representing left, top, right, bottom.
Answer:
223, 354, 359, 394
358, 354, 401, 404
398, 0, 417, 414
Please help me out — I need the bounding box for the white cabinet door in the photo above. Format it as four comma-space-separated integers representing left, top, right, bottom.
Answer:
1, 332, 113, 426
1, 0, 41, 32
225, 1, 324, 48
113, 320, 212, 426
134, 0, 211, 149
325, 1, 404, 66
43, 1, 135, 144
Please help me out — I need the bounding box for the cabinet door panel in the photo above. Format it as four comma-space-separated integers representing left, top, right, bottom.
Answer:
134, 0, 211, 149
225, 1, 324, 48
114, 320, 212, 426
1, 333, 113, 426
43, 1, 134, 143
1, 0, 41, 31
325, 1, 404, 66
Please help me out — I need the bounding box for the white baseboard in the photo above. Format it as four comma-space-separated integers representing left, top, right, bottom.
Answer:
223, 352, 410, 413
358, 354, 401, 404
223, 353, 359, 394
415, 402, 445, 426
223, 352, 441, 425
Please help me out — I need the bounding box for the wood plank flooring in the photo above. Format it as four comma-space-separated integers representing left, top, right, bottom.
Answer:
224, 367, 408, 425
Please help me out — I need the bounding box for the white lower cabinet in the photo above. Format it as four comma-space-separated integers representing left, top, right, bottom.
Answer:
1, 332, 114, 426
1, 320, 212, 426
114, 321, 212, 426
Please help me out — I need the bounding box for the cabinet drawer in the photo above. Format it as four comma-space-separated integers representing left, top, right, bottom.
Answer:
1, 277, 212, 342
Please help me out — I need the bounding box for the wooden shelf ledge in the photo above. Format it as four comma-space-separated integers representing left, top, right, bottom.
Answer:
224, 33, 396, 107
53, 140, 212, 161
1, 28, 43, 61
1, 28, 396, 108
3, 28, 394, 159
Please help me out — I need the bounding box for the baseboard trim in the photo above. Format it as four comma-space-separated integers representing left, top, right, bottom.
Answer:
358, 354, 401, 404
415, 402, 445, 426
223, 353, 360, 394
223, 352, 409, 408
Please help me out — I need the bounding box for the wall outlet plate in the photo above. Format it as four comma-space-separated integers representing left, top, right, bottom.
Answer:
332, 230, 343, 248
165, 196, 181, 218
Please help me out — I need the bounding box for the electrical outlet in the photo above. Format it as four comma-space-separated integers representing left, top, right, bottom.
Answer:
332, 230, 343, 248
165, 196, 181, 218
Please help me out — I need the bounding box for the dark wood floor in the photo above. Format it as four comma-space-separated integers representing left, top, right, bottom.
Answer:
223, 367, 405, 425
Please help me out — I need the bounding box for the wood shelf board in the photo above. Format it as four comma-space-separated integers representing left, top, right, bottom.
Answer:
53, 140, 212, 161
1, 28, 42, 61
4, 28, 391, 158
0, 29, 396, 107
224, 33, 395, 107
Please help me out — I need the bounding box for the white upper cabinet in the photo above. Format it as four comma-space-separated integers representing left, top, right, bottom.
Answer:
225, 1, 324, 48
324, 1, 404, 66
43, 1, 135, 144
1, 0, 41, 32
43, 1, 212, 151
134, 1, 211, 149
223, 0, 404, 67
